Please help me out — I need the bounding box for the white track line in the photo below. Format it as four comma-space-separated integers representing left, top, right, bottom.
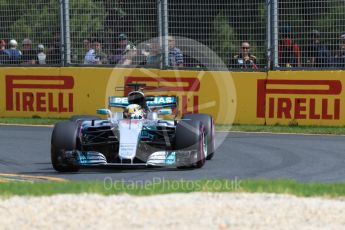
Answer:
0, 123, 54, 127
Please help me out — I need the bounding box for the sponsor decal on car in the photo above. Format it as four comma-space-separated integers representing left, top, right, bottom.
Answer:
109, 96, 177, 107
165, 152, 176, 165
147, 96, 176, 105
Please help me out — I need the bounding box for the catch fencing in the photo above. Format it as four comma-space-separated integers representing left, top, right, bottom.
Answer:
0, 0, 344, 70
273, 0, 345, 69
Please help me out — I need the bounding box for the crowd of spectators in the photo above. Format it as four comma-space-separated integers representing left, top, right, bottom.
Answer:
276, 26, 345, 69
83, 33, 184, 68
0, 33, 185, 67
229, 29, 345, 69
2, 30, 345, 69
0, 38, 48, 65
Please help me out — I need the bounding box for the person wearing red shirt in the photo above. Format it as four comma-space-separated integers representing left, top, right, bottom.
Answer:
278, 27, 301, 68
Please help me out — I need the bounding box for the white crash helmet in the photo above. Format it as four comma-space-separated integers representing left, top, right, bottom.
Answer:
124, 104, 144, 119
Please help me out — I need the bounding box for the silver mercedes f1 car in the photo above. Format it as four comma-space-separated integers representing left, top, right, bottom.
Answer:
51, 84, 215, 172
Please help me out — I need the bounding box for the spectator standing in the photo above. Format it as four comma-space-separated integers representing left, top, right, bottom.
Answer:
0, 39, 6, 50
0, 40, 9, 64
168, 36, 183, 67
122, 48, 137, 65
231, 42, 258, 69
37, 44, 46, 65
84, 40, 100, 64
278, 26, 301, 67
94, 41, 108, 64
84, 39, 91, 51
131, 42, 149, 66
47, 34, 61, 65
109, 33, 136, 65
334, 33, 345, 68
6, 39, 22, 64
81, 39, 91, 62
307, 30, 330, 67
21, 38, 36, 64
146, 38, 162, 68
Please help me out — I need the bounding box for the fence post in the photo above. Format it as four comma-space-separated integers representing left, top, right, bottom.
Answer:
161, 0, 169, 68
266, 0, 271, 70
60, 0, 71, 66
59, 0, 65, 66
272, 0, 279, 68
157, 0, 163, 69
64, 0, 71, 64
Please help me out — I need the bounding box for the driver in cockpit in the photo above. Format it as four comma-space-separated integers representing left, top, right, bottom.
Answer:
124, 104, 145, 119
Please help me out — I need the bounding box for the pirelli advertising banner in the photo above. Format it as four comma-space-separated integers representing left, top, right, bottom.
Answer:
1, 67, 343, 126
262, 71, 345, 126
0, 67, 253, 124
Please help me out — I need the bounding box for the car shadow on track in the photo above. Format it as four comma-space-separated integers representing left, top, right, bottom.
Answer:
18, 166, 194, 176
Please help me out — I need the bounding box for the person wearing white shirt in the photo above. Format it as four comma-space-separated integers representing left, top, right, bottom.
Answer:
84, 41, 100, 64
37, 44, 46, 64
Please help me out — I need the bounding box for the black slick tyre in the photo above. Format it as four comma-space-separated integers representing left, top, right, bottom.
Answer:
51, 121, 80, 172
175, 120, 206, 168
182, 113, 215, 160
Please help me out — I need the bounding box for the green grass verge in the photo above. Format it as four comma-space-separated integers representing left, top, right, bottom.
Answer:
218, 124, 345, 135
1, 117, 345, 135
0, 117, 65, 125
1, 179, 345, 197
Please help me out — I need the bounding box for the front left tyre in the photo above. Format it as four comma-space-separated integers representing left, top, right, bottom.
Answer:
51, 121, 80, 172
182, 113, 215, 160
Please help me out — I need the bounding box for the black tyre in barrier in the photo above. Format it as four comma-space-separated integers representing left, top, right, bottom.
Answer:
175, 120, 206, 168
51, 121, 80, 172
182, 113, 215, 160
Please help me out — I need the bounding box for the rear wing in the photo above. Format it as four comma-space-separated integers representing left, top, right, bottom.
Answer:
108, 96, 178, 109
108, 96, 129, 108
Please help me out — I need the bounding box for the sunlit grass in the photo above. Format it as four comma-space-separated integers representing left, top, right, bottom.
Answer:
1, 179, 345, 197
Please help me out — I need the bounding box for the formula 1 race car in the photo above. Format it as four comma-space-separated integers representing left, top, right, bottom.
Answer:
51, 84, 215, 172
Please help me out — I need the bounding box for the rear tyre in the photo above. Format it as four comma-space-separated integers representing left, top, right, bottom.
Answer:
70, 115, 100, 123
182, 114, 215, 160
175, 120, 206, 168
51, 121, 80, 172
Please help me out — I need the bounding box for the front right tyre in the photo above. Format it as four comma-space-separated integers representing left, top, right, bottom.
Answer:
51, 121, 80, 172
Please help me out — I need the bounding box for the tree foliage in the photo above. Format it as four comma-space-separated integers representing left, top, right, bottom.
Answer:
0, 0, 60, 45
211, 12, 237, 66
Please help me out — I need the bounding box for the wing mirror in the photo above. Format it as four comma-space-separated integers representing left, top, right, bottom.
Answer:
96, 109, 112, 116
158, 108, 172, 115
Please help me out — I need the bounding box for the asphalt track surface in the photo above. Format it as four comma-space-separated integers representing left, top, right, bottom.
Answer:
1, 125, 345, 183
